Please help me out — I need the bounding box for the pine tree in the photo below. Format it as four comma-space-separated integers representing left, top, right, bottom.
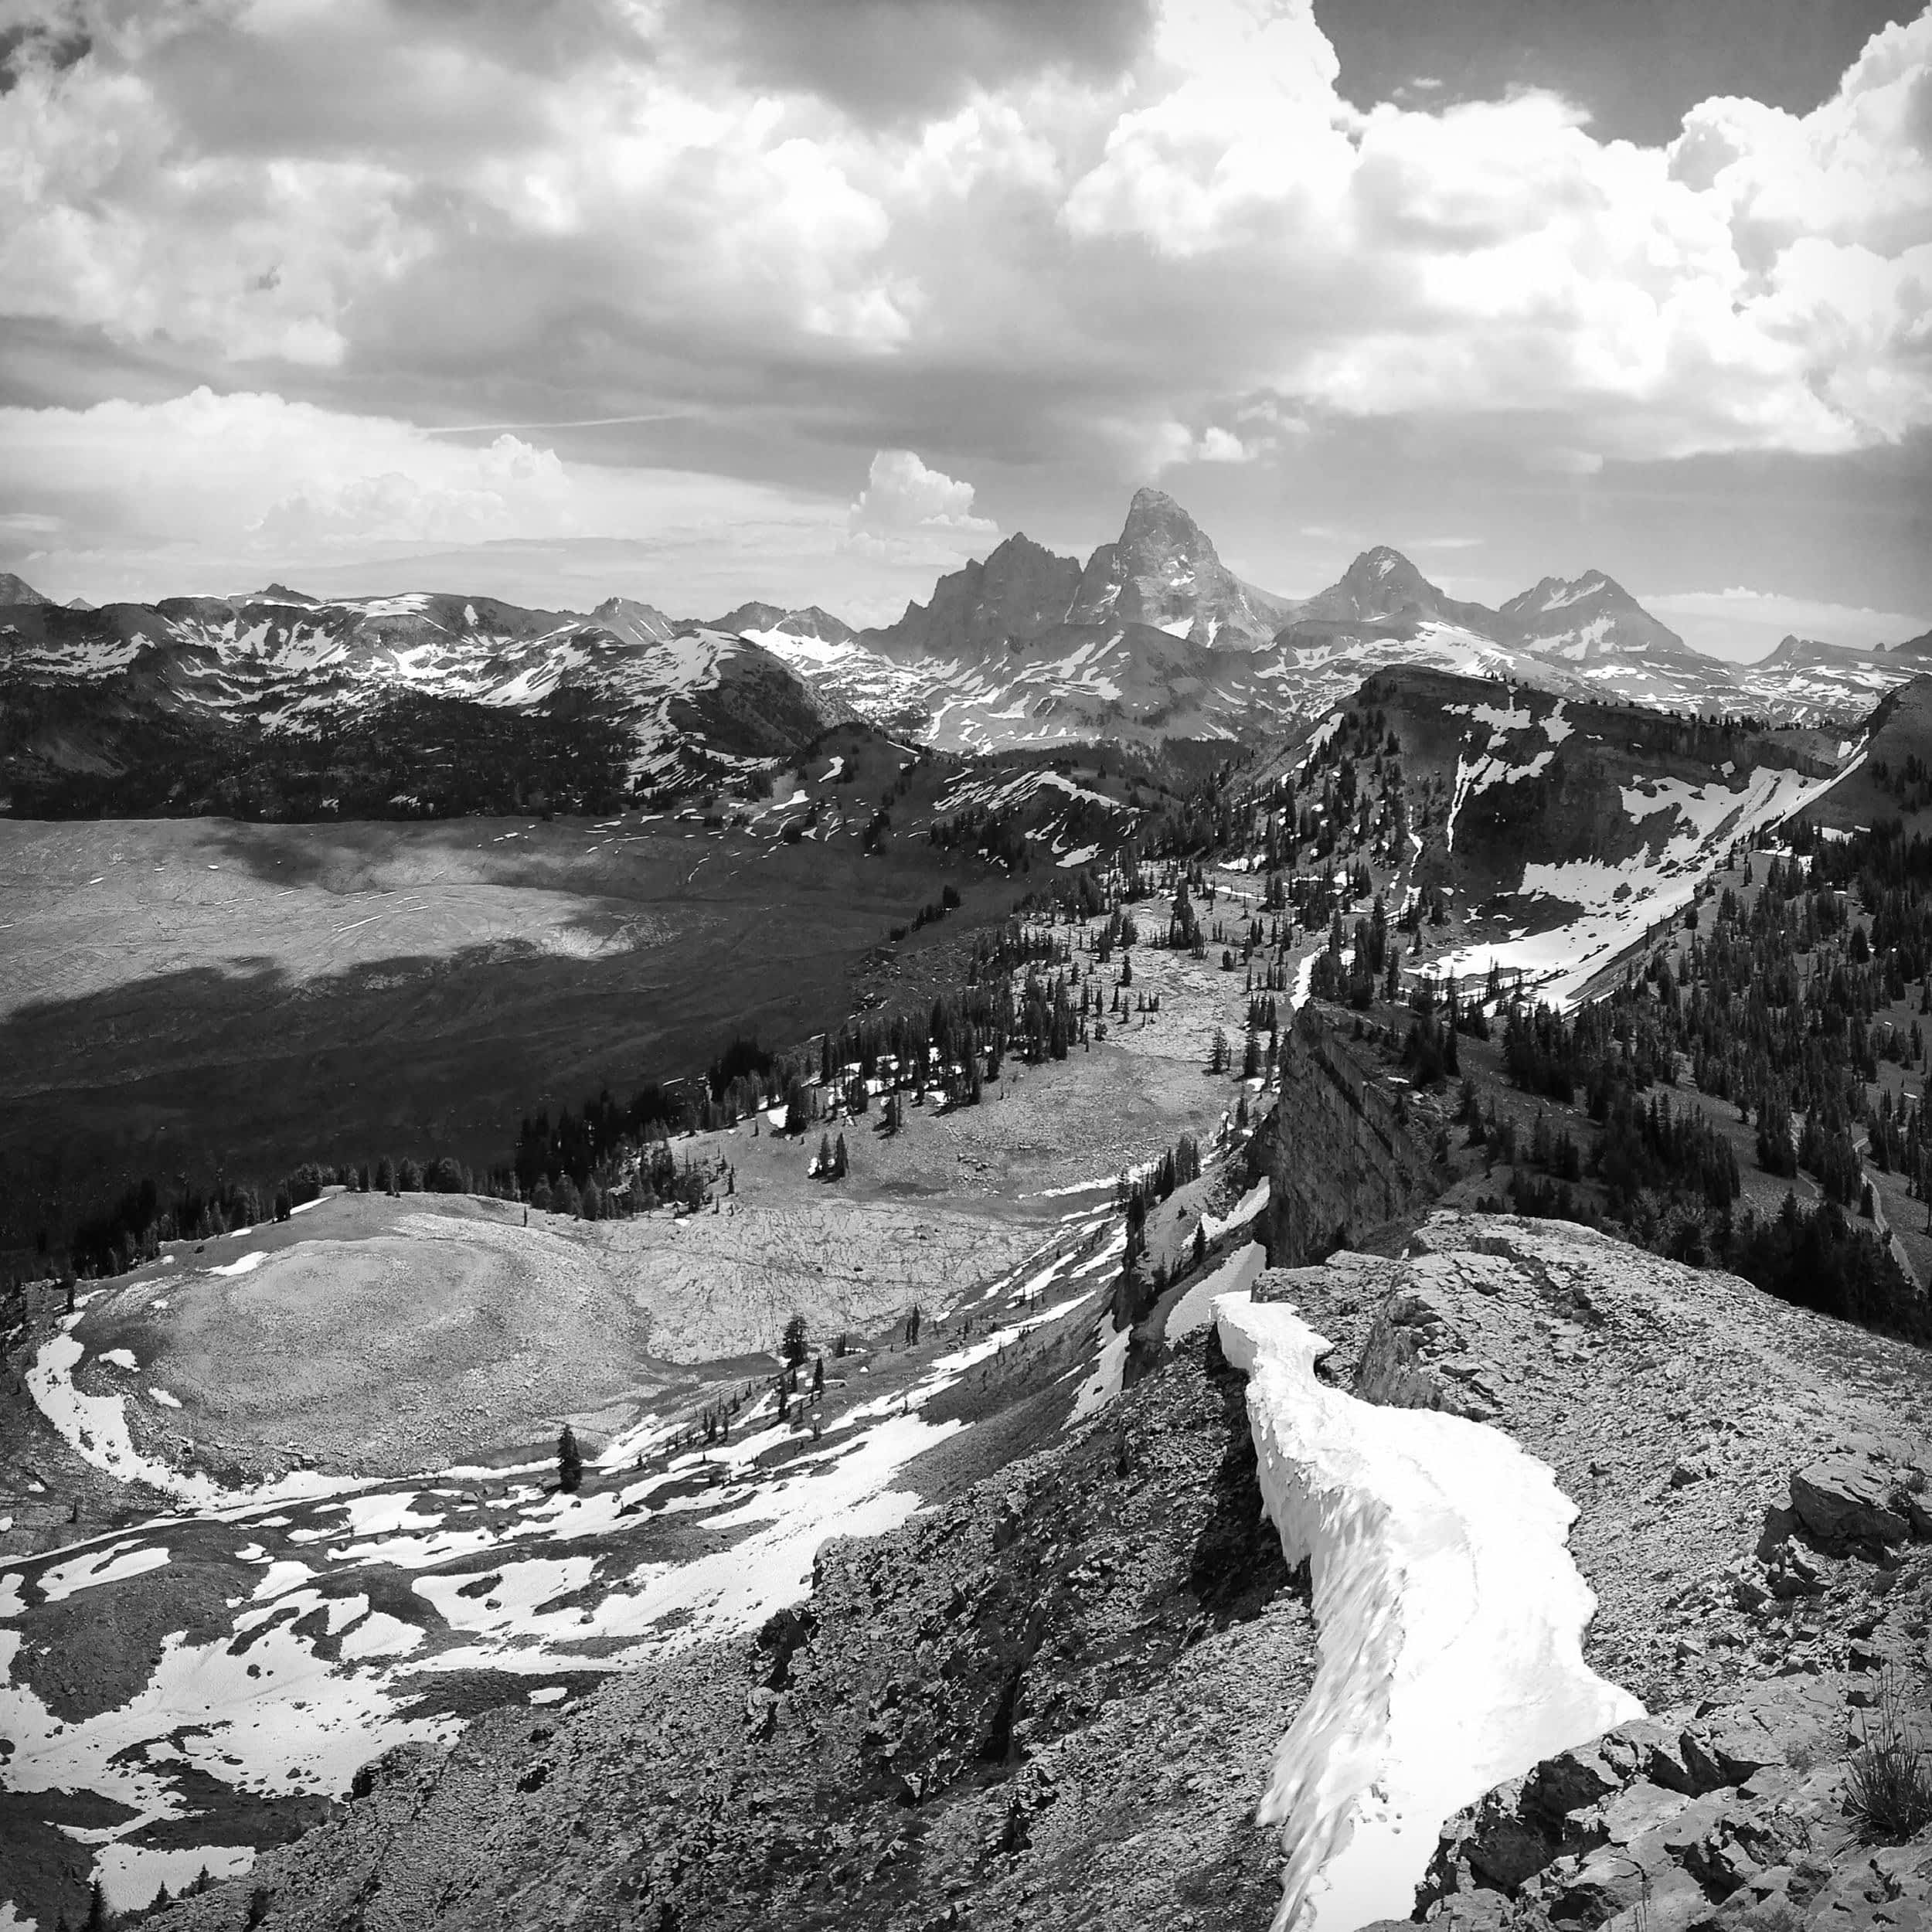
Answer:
782, 1313, 809, 1366
557, 1424, 583, 1494
816, 1131, 832, 1176
85, 1879, 107, 1932
832, 1132, 849, 1179
811, 1355, 825, 1396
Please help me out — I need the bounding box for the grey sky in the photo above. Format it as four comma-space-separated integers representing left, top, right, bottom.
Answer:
0, 0, 1927, 647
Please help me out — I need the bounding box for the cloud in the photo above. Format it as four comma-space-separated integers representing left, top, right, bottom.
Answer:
1, 0, 1930, 596
668, 0, 1156, 127
1105, 417, 1265, 471
0, 392, 1012, 621
849, 447, 995, 533
843, 447, 998, 565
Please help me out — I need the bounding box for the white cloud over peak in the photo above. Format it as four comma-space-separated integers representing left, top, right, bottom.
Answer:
849, 448, 995, 535
844, 448, 998, 565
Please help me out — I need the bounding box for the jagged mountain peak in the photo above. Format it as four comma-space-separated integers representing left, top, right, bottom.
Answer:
716, 601, 859, 649
1757, 632, 1871, 669
1492, 568, 1690, 663
1499, 570, 1640, 620
252, 582, 320, 607
1119, 485, 1214, 550
1066, 487, 1288, 648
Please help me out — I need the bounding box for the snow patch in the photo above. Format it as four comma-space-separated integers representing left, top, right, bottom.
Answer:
37, 1543, 171, 1604
1070, 1313, 1131, 1423
1165, 1242, 1266, 1342
1214, 1292, 1641, 1932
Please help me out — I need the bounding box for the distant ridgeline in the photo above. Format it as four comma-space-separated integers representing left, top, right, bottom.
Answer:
4, 688, 642, 819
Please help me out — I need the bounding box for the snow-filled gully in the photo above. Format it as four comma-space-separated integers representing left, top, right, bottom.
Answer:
1213, 1292, 1641, 1932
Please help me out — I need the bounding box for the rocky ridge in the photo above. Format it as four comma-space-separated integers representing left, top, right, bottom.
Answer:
1327, 1219, 1932, 1932
133, 1211, 1931, 1932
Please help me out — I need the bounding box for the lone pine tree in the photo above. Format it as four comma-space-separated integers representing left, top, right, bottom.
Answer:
782, 1313, 809, 1366
556, 1424, 583, 1494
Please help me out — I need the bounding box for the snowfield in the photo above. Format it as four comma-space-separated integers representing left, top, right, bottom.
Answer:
1215, 1291, 1641, 1932
1434, 758, 1846, 1007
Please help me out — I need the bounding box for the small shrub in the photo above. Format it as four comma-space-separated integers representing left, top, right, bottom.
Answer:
1845, 1675, 1932, 1843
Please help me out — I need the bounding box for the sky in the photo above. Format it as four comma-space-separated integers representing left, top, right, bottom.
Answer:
0, 0, 1929, 658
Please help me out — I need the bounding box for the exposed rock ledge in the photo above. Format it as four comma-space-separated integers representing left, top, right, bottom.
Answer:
1223, 1214, 1932, 1932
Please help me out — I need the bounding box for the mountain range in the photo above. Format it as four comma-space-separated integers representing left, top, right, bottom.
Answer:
4, 489, 1929, 804
743, 489, 1928, 749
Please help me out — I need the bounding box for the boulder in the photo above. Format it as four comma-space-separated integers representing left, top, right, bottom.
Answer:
1791, 1457, 1911, 1550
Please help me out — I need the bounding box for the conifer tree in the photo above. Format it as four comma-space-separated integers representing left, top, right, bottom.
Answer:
85, 1879, 107, 1932
557, 1424, 583, 1494
782, 1313, 809, 1366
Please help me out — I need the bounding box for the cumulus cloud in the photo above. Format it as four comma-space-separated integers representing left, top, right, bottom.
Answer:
844, 447, 998, 564
2, 0, 1930, 599
1104, 417, 1267, 472
0, 387, 835, 594
849, 447, 995, 533
0, 390, 999, 618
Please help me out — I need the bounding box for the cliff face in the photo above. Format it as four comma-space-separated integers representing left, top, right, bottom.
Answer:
1262, 1005, 1440, 1266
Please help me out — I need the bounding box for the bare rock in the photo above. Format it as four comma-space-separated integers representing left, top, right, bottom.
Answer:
1792, 1456, 1912, 1551
1353, 1286, 1501, 1421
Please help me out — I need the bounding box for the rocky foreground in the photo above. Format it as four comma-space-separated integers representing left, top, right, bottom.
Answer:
149, 1216, 1930, 1931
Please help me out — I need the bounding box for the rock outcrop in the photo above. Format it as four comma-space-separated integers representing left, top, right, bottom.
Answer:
1404, 1665, 1932, 1931
1261, 1005, 1442, 1266
137, 1213, 1932, 1932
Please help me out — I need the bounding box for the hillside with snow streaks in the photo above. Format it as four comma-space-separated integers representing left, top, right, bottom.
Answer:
1436, 758, 1846, 1006
0, 1198, 1131, 1903
0, 590, 852, 798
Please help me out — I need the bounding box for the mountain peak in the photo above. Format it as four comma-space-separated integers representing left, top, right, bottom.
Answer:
1495, 570, 1689, 662
0, 570, 53, 607
1344, 546, 1425, 587
591, 595, 678, 646
1060, 488, 1287, 648
1117, 486, 1215, 560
